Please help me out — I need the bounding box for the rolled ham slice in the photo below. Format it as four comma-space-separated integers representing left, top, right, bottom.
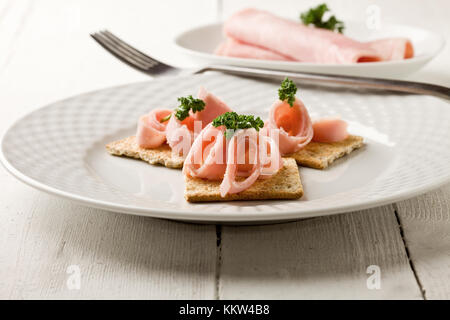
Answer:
263, 97, 313, 155
139, 88, 232, 157
166, 112, 196, 157
215, 38, 294, 61
368, 38, 414, 61
183, 124, 227, 180
312, 118, 349, 143
195, 87, 233, 126
166, 87, 232, 157
259, 134, 284, 177
224, 8, 382, 64
184, 126, 283, 197
220, 129, 261, 197
136, 109, 172, 148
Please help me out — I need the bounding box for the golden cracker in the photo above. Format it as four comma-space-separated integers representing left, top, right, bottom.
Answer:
291, 135, 364, 169
185, 158, 303, 202
106, 136, 184, 169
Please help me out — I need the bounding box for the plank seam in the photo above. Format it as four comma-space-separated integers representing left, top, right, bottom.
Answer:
393, 203, 426, 300
214, 224, 222, 300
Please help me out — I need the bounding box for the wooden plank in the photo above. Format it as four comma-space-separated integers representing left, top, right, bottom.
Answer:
0, 0, 219, 299
0, 175, 217, 299
395, 183, 450, 300
219, 206, 423, 299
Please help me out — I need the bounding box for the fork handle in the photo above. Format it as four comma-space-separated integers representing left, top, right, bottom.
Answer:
196, 65, 450, 100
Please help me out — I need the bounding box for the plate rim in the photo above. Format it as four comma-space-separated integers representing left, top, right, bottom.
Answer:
173, 21, 445, 69
1, 79, 450, 222
2, 145, 450, 222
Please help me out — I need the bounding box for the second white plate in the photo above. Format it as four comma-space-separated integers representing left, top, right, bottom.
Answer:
174, 21, 444, 77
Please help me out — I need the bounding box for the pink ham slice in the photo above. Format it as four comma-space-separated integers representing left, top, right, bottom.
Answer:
138, 88, 232, 157
183, 124, 228, 180
263, 97, 313, 155
194, 87, 233, 126
257, 133, 284, 179
165, 112, 196, 157
136, 109, 172, 148
368, 38, 414, 61
184, 126, 283, 197
224, 8, 382, 64
312, 118, 349, 143
220, 129, 261, 197
215, 38, 294, 61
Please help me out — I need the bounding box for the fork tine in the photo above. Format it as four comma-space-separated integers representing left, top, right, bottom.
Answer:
97, 31, 155, 67
91, 30, 177, 76
91, 32, 152, 68
91, 32, 152, 74
101, 30, 168, 68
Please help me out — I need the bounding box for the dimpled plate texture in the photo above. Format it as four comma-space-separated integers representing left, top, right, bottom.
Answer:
1, 73, 450, 223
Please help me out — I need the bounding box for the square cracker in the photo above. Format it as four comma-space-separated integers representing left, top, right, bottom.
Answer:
106, 136, 184, 169
185, 157, 303, 202
290, 135, 364, 169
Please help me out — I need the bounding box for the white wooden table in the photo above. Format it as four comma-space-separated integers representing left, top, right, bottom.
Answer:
0, 0, 449, 300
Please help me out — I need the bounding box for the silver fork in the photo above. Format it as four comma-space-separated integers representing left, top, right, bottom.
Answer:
91, 30, 181, 77
90, 30, 450, 100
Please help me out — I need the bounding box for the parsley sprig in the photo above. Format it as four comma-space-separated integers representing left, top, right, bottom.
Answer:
278, 78, 297, 107
161, 95, 206, 123
175, 95, 206, 121
300, 3, 344, 34
212, 112, 264, 138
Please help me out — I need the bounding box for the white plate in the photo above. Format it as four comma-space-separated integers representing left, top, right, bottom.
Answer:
2, 73, 450, 223
174, 21, 445, 77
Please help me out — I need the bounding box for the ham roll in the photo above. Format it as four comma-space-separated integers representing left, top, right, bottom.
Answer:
220, 8, 414, 63
312, 118, 349, 143
262, 97, 313, 155
166, 87, 232, 157
183, 124, 283, 197
137, 88, 232, 157
368, 38, 414, 61
224, 8, 382, 64
136, 109, 172, 149
215, 38, 293, 61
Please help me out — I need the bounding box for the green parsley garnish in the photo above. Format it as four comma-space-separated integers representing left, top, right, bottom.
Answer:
174, 95, 206, 121
300, 3, 344, 34
278, 78, 297, 107
212, 112, 264, 138
160, 114, 171, 123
